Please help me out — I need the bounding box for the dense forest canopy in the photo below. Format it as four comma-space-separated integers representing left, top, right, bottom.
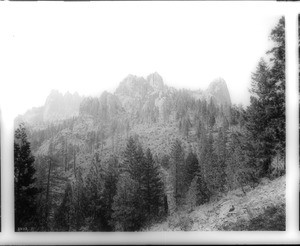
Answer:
14, 17, 285, 232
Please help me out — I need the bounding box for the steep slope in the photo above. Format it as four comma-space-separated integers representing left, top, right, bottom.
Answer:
147, 175, 285, 231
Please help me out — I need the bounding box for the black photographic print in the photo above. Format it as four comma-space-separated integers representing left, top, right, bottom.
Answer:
10, 5, 285, 233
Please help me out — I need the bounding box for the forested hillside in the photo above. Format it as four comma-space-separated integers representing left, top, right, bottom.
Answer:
14, 17, 285, 232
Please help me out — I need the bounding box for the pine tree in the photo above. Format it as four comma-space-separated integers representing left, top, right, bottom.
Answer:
84, 156, 106, 231
201, 131, 218, 195
186, 177, 197, 211
185, 151, 199, 188
225, 129, 258, 192
14, 124, 39, 231
122, 136, 138, 175
54, 182, 74, 231
213, 127, 228, 193
141, 148, 165, 219
73, 167, 86, 230
246, 17, 285, 177
226, 130, 244, 190
195, 166, 211, 205
170, 139, 186, 207
102, 156, 119, 231
111, 172, 140, 231
267, 17, 285, 158
196, 119, 205, 140
111, 137, 147, 231
209, 114, 216, 129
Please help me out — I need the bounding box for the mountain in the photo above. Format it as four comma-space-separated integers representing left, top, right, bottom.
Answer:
16, 90, 83, 126
17, 73, 232, 127
16, 72, 280, 232
114, 73, 231, 123
115, 73, 231, 112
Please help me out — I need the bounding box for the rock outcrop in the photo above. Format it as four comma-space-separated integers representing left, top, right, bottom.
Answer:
205, 77, 232, 106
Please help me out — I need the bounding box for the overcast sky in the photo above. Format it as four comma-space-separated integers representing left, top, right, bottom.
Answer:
0, 2, 281, 119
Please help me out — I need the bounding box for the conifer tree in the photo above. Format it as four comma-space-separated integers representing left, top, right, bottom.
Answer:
122, 136, 138, 174
246, 17, 285, 177
186, 177, 197, 211
170, 139, 186, 207
102, 156, 119, 231
111, 137, 146, 231
141, 148, 165, 219
213, 127, 228, 192
84, 156, 106, 231
14, 124, 39, 231
54, 182, 73, 231
196, 119, 205, 140
185, 151, 199, 188
73, 167, 86, 230
111, 172, 140, 231
202, 131, 218, 194
195, 166, 211, 205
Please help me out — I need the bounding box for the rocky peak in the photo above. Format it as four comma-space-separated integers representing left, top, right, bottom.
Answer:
115, 72, 166, 98
146, 72, 164, 91
115, 74, 149, 97
45, 89, 63, 104
205, 78, 231, 106
43, 91, 83, 122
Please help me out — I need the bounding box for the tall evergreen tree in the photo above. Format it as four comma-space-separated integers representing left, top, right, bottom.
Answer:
246, 17, 285, 177
111, 137, 146, 231
170, 139, 186, 207
54, 182, 74, 231
141, 149, 165, 219
102, 156, 119, 231
15, 124, 39, 231
72, 167, 87, 230
201, 131, 218, 194
194, 165, 211, 205
111, 172, 140, 231
122, 136, 138, 175
213, 127, 228, 193
185, 151, 199, 188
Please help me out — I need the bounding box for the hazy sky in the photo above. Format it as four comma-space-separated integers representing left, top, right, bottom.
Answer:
0, 2, 281, 118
